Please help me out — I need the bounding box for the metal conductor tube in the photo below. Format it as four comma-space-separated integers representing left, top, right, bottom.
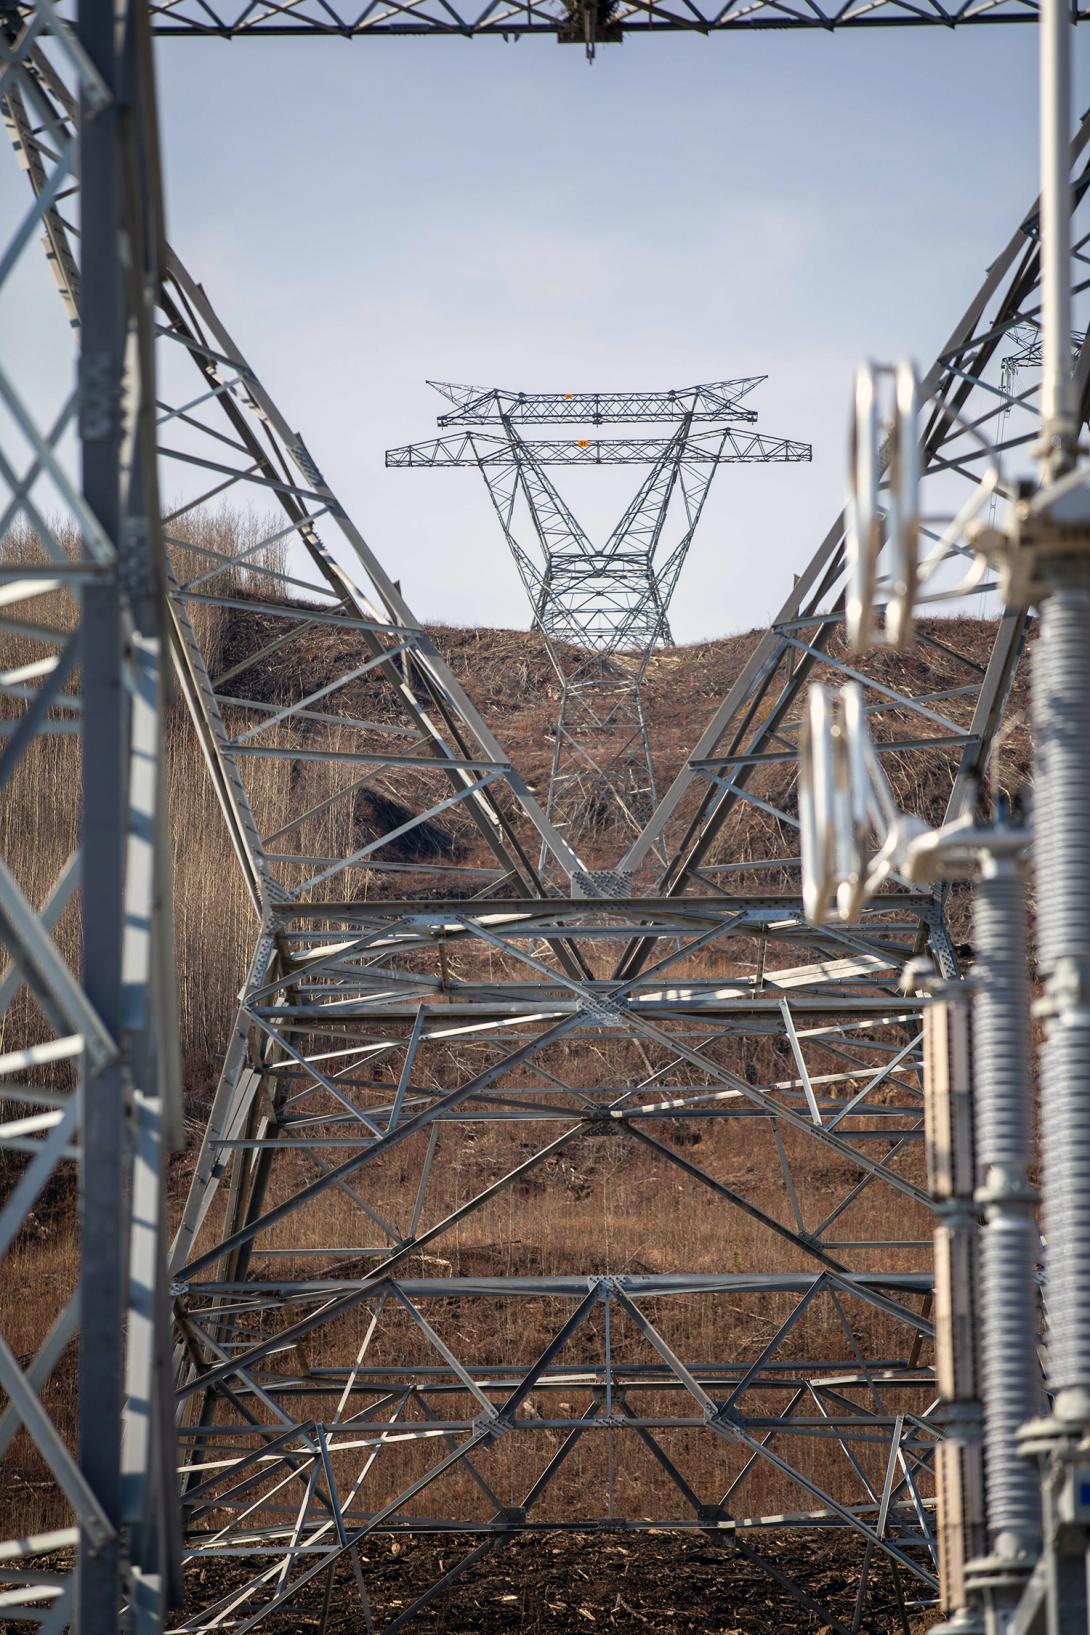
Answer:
1038, 0, 1076, 477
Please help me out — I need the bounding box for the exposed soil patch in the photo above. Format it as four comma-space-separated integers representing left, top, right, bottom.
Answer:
180, 1530, 930, 1634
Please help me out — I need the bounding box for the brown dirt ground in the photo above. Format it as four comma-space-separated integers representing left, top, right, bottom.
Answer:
180, 1530, 932, 1635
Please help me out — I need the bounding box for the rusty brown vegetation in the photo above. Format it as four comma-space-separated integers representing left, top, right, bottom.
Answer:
0, 513, 1035, 1630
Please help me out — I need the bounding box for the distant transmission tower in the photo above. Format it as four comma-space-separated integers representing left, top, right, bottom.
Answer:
387, 382, 810, 861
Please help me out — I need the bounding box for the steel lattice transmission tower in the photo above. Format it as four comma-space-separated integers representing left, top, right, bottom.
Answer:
0, 2, 1087, 1632
0, 2, 182, 1629
152, 131, 1086, 1634
154, 131, 1089, 1624
388, 381, 810, 856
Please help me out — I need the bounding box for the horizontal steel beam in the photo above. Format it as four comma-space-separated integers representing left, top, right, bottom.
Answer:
429, 379, 765, 426
134, 0, 1088, 39
386, 430, 812, 467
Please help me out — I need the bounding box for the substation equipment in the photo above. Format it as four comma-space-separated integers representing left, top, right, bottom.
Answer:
798, 9, 1090, 1627
387, 379, 810, 857
0, 0, 1087, 1632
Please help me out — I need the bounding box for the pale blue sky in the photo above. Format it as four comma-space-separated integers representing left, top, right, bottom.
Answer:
7, 26, 1087, 637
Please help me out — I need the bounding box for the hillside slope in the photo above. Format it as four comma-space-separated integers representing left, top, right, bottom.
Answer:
1, 603, 1033, 1634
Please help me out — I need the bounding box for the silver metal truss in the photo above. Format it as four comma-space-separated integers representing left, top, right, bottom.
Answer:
80, 0, 1090, 58
153, 122, 1090, 1635
388, 382, 810, 860
0, 0, 181, 1630
427, 378, 766, 426
3, 7, 1088, 1635
17, 0, 1086, 57
144, 303, 929, 1625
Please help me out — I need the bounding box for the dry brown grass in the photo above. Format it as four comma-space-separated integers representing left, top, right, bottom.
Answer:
0, 512, 1032, 1590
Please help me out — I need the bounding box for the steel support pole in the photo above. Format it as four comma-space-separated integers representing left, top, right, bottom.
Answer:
1039, 0, 1076, 478
927, 992, 985, 1634
77, 0, 128, 1625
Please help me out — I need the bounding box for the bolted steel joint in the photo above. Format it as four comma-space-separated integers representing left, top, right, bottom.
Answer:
471, 1406, 508, 1445
289, 439, 326, 489
703, 1401, 745, 1433
78, 351, 124, 442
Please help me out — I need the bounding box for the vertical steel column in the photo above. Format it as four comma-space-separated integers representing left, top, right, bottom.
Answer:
77, 0, 127, 1626
1039, 0, 1076, 480
927, 993, 986, 1633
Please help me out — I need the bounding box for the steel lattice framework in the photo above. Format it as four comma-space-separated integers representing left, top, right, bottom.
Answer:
0, 4, 1087, 1634
388, 380, 810, 856
90, 0, 1090, 54
157, 124, 1090, 1621
0, 3, 182, 1629
15, 0, 1090, 55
